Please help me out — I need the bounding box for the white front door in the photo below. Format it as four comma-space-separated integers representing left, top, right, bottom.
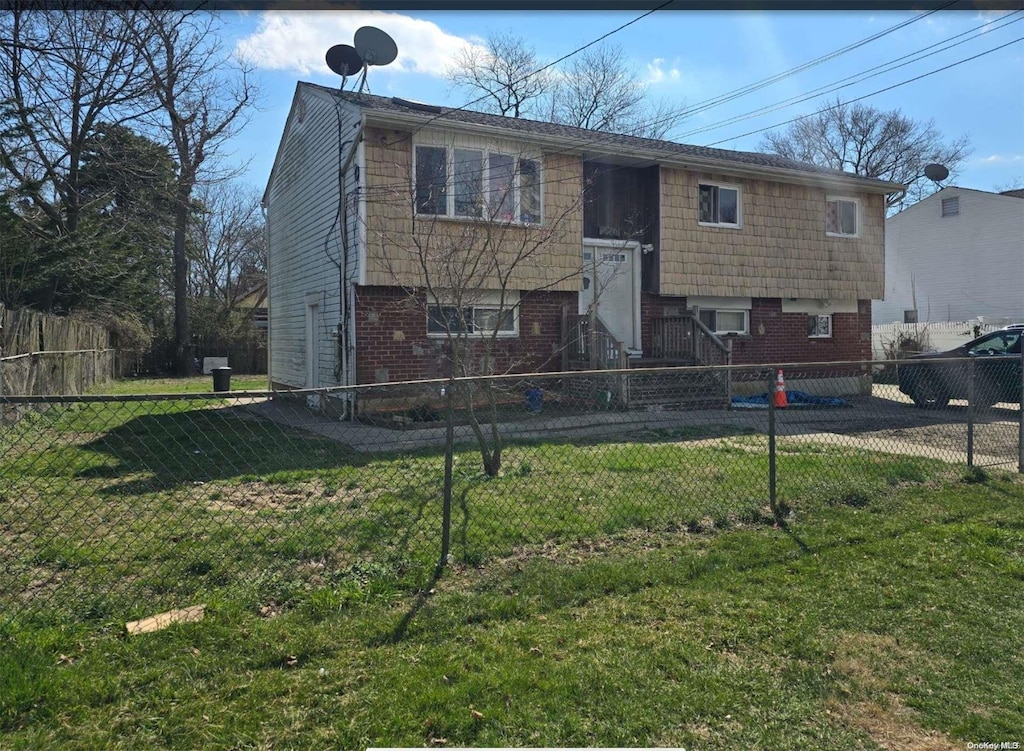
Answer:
579, 241, 641, 352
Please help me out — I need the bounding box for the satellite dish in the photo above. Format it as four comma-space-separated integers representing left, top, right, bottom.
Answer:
326, 44, 364, 77
923, 163, 949, 182
354, 26, 398, 66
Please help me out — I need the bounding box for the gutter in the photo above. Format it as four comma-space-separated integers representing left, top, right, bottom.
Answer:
361, 109, 905, 195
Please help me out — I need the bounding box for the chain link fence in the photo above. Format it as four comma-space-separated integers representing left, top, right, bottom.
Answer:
1, 357, 1020, 629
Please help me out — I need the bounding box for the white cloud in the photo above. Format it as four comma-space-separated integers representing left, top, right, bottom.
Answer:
235, 11, 482, 77
975, 154, 1023, 165
645, 57, 682, 84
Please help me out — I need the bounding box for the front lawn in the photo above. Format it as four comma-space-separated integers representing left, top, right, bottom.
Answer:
1, 393, 1021, 748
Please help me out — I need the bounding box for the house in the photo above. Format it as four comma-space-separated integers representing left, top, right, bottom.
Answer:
263, 82, 902, 413
873, 187, 1024, 325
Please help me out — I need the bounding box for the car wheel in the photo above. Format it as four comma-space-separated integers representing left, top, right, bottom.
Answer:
911, 378, 949, 409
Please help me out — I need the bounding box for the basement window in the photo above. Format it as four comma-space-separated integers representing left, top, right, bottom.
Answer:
808, 314, 833, 338
426, 292, 519, 338
698, 309, 749, 335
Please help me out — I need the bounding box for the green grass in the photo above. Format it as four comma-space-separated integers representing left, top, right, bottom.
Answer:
91, 375, 270, 395
1, 394, 1022, 748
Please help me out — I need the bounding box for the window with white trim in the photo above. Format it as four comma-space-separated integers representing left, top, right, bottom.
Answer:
414, 145, 541, 224
426, 292, 519, 337
698, 309, 749, 335
825, 197, 858, 237
807, 314, 832, 338
697, 183, 741, 227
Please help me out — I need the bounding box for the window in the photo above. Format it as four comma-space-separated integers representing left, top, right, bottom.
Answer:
520, 159, 540, 223
825, 197, 858, 236
968, 331, 1020, 356
808, 314, 832, 338
698, 309, 748, 335
414, 144, 541, 224
426, 293, 519, 337
453, 148, 482, 217
698, 183, 741, 227
941, 196, 960, 217
415, 146, 447, 215
903, 309, 919, 324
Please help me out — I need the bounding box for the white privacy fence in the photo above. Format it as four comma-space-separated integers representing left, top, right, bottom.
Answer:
872, 321, 1004, 359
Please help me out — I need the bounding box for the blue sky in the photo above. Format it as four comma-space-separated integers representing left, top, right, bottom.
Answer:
221, 8, 1024, 195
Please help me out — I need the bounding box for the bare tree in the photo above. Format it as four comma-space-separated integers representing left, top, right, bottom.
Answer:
188, 181, 266, 309
760, 98, 972, 211
445, 31, 550, 118
134, 8, 257, 375
447, 33, 684, 139
368, 143, 583, 477
548, 43, 683, 139
0, 5, 157, 311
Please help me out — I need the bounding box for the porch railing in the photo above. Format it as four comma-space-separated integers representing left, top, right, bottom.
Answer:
561, 311, 628, 371
651, 315, 732, 367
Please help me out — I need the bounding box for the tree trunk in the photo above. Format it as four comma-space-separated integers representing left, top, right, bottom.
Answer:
173, 187, 191, 376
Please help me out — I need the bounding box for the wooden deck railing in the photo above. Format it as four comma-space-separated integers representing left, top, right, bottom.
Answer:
650, 315, 732, 367
561, 311, 628, 371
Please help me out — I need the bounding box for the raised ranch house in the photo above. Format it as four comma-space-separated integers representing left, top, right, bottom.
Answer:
263, 82, 902, 414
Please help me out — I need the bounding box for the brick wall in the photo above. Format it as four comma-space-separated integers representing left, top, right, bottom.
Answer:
354, 286, 575, 383
730, 298, 872, 366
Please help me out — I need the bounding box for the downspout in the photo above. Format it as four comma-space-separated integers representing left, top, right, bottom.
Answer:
337, 124, 364, 415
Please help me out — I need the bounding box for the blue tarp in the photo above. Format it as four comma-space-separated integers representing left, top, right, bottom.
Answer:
731, 390, 848, 409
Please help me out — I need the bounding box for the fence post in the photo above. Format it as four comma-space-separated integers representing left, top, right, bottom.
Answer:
967, 357, 975, 468
1018, 343, 1023, 474
439, 377, 455, 571
725, 339, 733, 410
768, 368, 778, 520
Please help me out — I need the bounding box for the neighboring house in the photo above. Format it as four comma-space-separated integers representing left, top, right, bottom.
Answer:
263, 83, 901, 412
235, 284, 268, 332
874, 187, 1024, 325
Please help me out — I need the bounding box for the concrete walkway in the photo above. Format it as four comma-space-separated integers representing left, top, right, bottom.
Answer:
237, 390, 1019, 467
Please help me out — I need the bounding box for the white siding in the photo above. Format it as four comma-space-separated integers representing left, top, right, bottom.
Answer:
874, 188, 1024, 324
266, 86, 362, 388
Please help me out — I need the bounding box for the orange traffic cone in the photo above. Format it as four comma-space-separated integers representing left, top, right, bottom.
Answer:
773, 369, 789, 409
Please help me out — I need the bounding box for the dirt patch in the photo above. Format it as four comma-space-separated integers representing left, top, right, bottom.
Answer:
830, 695, 959, 751
203, 480, 368, 514
830, 632, 957, 750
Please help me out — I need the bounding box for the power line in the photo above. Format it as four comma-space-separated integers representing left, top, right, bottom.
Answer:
344, 17, 1020, 202
704, 34, 1023, 147
679, 10, 1022, 140
352, 8, 1000, 196
399, 0, 677, 142
664, 0, 959, 124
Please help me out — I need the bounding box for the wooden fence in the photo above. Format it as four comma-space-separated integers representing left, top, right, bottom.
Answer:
0, 305, 116, 397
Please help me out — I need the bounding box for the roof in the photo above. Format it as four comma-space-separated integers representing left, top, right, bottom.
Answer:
1000, 188, 1024, 198
304, 83, 902, 193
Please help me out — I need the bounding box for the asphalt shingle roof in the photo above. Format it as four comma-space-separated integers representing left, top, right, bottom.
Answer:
312, 84, 896, 188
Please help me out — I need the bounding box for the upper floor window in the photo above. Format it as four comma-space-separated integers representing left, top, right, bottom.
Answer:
698, 183, 741, 228
415, 144, 541, 225
825, 196, 859, 237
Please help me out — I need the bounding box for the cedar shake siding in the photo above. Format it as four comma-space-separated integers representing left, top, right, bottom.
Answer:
362, 126, 584, 293
659, 168, 885, 300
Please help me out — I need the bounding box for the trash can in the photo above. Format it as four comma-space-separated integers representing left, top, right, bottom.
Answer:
212, 366, 232, 393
